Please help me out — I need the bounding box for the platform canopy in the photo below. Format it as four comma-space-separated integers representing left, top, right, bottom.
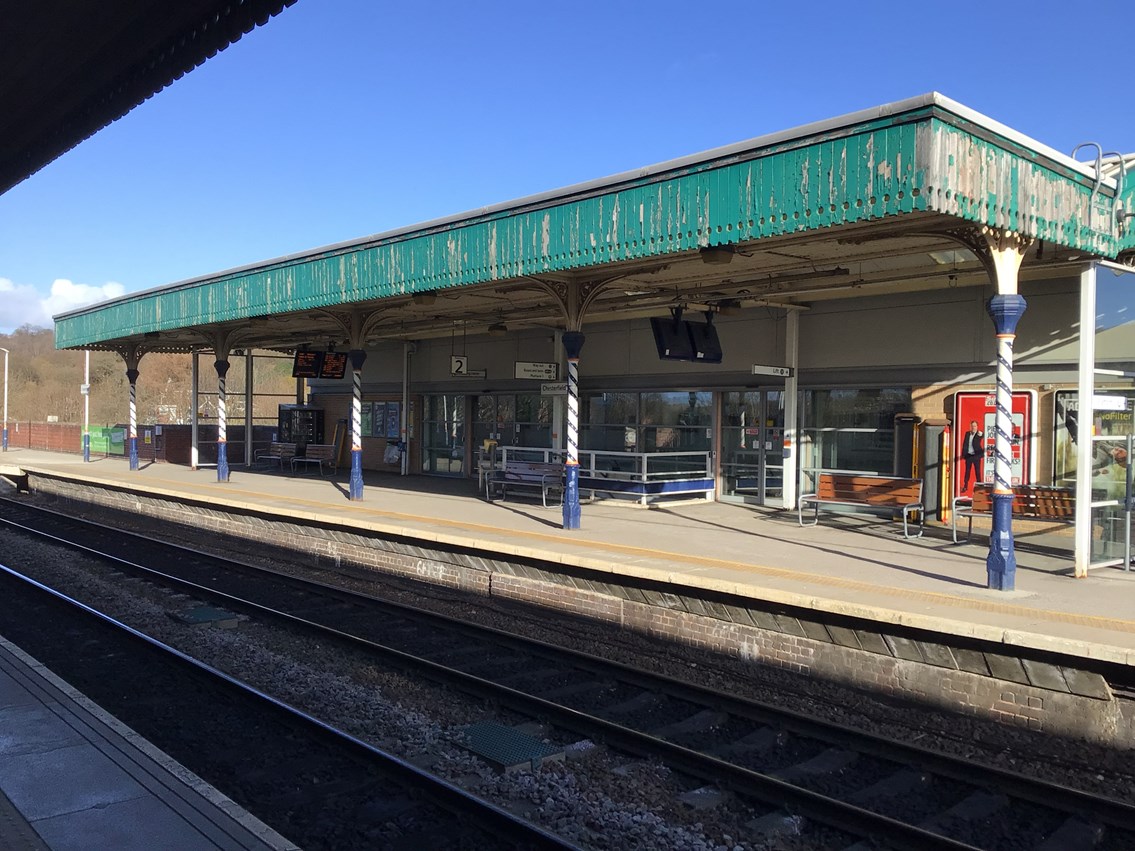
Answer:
0, 0, 298, 197
54, 93, 1135, 354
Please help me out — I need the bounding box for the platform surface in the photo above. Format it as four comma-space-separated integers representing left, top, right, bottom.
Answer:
0, 636, 295, 851
3, 448, 1134, 668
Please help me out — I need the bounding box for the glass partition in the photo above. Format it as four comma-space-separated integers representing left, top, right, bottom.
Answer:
721, 390, 783, 504
800, 388, 911, 493
421, 394, 465, 475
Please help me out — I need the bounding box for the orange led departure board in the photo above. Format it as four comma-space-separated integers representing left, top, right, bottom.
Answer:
320, 351, 348, 379
292, 350, 324, 378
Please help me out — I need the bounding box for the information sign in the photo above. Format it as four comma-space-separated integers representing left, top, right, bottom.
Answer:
292, 351, 324, 378
541, 382, 568, 395
515, 361, 559, 380
751, 364, 792, 377
320, 351, 348, 379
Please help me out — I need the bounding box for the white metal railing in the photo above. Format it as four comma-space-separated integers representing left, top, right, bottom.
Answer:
485, 445, 713, 502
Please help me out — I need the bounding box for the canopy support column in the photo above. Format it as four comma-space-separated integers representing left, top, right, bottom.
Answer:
117, 345, 145, 471
1074, 263, 1098, 578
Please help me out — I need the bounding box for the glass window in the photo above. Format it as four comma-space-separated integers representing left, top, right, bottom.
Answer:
801, 388, 911, 483
641, 391, 712, 452
516, 394, 553, 447
582, 392, 638, 452
422, 394, 465, 475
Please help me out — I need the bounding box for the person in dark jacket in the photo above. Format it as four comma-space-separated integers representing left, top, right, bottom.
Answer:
961, 420, 984, 491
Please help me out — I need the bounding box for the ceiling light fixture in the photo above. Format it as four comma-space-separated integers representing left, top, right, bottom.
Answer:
487, 322, 508, 336
411, 291, 437, 306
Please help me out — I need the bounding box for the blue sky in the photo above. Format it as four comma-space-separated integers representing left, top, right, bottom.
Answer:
1, 0, 1131, 333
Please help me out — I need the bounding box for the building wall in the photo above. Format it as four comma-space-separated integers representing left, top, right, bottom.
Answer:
309, 275, 1084, 395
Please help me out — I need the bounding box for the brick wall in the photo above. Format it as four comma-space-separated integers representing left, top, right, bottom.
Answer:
27, 473, 1132, 747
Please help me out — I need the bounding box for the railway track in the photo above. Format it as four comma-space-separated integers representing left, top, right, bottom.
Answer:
0, 561, 575, 851
3, 498, 1135, 850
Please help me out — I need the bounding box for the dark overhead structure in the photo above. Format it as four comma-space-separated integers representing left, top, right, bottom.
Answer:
0, 0, 299, 196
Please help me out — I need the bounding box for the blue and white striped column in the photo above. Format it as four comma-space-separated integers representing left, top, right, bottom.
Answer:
985, 295, 1026, 591
349, 349, 367, 501
126, 368, 139, 470
562, 332, 585, 530
215, 359, 230, 482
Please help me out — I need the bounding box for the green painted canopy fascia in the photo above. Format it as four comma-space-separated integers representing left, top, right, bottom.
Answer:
54, 95, 1130, 350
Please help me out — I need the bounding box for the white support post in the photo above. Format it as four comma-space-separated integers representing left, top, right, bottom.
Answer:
401, 342, 412, 476
783, 310, 800, 510
191, 352, 199, 470
244, 352, 254, 467
215, 358, 230, 482
1074, 263, 1097, 579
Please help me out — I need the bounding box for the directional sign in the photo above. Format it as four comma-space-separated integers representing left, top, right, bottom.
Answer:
515, 361, 559, 380
751, 364, 793, 377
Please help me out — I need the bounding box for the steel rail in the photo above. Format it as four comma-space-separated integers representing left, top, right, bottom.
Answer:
0, 559, 580, 851
5, 502, 1135, 845
4, 502, 1134, 829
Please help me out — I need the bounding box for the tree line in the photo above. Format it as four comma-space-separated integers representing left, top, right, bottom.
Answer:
1, 326, 298, 427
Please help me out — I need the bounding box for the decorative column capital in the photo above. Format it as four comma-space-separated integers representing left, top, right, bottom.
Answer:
986, 294, 1028, 335
562, 332, 585, 359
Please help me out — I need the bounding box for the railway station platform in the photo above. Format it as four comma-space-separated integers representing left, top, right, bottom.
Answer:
0, 635, 294, 851
4, 448, 1132, 662
3, 448, 1134, 748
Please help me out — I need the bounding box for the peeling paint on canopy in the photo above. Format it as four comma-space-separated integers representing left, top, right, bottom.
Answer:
54, 93, 1133, 350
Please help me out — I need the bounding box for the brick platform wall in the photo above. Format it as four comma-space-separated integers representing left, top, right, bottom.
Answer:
25, 473, 1133, 747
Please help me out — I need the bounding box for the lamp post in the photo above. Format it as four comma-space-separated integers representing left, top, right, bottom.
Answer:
1, 346, 9, 452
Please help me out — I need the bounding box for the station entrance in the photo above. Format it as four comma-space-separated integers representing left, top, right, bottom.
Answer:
720, 389, 785, 506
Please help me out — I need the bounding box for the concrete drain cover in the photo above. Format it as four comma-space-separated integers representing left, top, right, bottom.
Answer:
461, 722, 564, 773
171, 605, 239, 628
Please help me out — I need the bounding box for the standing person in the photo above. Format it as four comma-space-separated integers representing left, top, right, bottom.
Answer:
961, 420, 984, 493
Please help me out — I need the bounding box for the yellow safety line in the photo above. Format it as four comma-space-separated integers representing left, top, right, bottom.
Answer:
72, 471, 1135, 637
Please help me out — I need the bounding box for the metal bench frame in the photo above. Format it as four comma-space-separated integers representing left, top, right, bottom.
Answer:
799, 472, 924, 539
487, 461, 564, 507
290, 444, 337, 476
951, 482, 1075, 544
253, 442, 296, 470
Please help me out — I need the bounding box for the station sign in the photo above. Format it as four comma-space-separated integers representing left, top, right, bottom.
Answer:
450, 355, 485, 377
515, 361, 558, 380
541, 382, 568, 396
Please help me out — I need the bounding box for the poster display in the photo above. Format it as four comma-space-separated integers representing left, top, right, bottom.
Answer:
362, 402, 402, 439
953, 391, 1035, 498
1053, 390, 1135, 499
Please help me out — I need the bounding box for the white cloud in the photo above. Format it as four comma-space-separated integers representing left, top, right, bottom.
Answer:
0, 277, 125, 333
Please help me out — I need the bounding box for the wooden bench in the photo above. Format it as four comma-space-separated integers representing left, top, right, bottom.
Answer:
952, 483, 1075, 544
253, 442, 296, 470
799, 473, 924, 539
290, 444, 337, 476
487, 460, 564, 507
